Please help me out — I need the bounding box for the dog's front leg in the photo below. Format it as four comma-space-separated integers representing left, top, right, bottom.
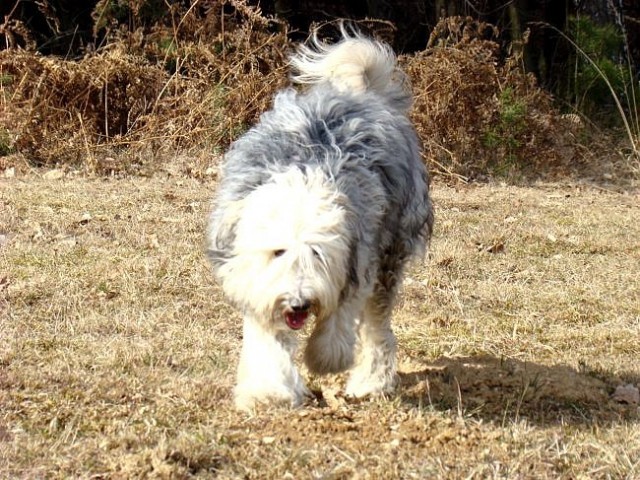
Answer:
234, 315, 309, 411
304, 308, 357, 375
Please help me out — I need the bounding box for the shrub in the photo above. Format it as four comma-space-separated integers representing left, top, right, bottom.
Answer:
0, 0, 289, 172
403, 17, 581, 180
567, 16, 638, 124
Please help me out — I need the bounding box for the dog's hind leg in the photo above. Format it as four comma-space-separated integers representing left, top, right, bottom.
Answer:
234, 315, 310, 411
345, 285, 398, 398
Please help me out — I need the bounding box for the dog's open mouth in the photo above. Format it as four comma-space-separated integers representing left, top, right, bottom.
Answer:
285, 311, 309, 330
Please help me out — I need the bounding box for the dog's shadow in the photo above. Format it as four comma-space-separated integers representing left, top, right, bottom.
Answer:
396, 354, 639, 425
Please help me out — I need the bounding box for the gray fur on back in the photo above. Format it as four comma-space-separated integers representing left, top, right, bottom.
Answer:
208, 81, 434, 306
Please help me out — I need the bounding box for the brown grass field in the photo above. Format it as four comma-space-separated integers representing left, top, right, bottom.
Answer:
1, 170, 639, 478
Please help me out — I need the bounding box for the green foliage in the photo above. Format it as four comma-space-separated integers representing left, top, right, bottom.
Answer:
92, 0, 168, 32
569, 16, 638, 123
156, 36, 178, 72
482, 87, 528, 171
0, 127, 13, 156
0, 74, 13, 86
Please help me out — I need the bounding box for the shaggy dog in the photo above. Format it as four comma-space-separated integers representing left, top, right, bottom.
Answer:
207, 30, 434, 411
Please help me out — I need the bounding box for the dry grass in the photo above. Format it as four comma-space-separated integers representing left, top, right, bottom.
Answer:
1, 171, 639, 478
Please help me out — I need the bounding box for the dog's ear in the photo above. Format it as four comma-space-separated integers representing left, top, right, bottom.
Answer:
206, 200, 245, 271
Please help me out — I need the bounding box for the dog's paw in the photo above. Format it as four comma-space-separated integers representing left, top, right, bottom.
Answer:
345, 371, 398, 399
234, 383, 311, 412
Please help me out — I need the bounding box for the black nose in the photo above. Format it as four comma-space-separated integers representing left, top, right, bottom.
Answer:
290, 299, 311, 312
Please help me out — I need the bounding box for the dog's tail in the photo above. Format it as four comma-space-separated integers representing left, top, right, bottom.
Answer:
290, 28, 409, 108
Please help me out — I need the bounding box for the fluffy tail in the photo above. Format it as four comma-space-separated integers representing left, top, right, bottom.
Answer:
290, 28, 407, 102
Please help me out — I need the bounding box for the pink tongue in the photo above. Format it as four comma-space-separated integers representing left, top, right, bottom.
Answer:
286, 311, 308, 330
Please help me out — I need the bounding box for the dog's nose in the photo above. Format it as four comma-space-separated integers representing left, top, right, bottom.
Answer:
290, 299, 311, 312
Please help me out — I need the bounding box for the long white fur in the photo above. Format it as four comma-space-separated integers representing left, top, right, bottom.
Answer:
235, 315, 310, 410
345, 304, 398, 397
216, 168, 350, 324
290, 28, 399, 95
218, 168, 353, 409
208, 30, 433, 411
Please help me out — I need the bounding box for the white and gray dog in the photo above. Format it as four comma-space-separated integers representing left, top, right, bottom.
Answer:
207, 30, 434, 411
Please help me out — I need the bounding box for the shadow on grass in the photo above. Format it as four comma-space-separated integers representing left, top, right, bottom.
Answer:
398, 354, 639, 425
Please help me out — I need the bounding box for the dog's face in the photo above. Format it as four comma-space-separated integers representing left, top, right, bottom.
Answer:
216, 168, 351, 330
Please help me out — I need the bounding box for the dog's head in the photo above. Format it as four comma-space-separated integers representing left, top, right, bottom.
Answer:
212, 167, 352, 330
